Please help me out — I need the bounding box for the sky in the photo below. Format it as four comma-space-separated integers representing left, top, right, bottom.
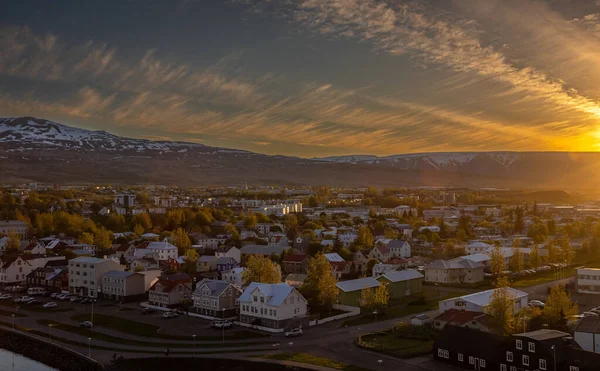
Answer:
3, 0, 600, 157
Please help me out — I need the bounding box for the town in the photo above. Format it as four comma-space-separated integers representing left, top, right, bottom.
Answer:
0, 184, 599, 370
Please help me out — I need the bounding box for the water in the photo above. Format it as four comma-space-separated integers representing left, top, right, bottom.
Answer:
0, 349, 57, 371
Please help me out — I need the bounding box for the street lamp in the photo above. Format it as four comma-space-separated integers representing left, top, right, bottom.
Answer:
88, 337, 92, 358
192, 334, 196, 356
551, 345, 556, 371
48, 324, 53, 342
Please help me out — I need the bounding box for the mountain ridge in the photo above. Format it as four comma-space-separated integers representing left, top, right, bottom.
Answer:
2, 117, 600, 189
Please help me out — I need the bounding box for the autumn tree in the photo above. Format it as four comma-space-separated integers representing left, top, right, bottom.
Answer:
543, 285, 578, 330
373, 281, 390, 313
304, 252, 339, 312
485, 276, 516, 335
528, 244, 540, 269
559, 239, 575, 265
490, 245, 505, 275
6, 230, 20, 255
356, 225, 374, 247
94, 227, 113, 253
509, 246, 525, 273
133, 223, 145, 237
547, 242, 558, 264
366, 258, 378, 277
242, 255, 282, 285
172, 228, 192, 255
244, 210, 258, 230
359, 286, 375, 309
132, 212, 152, 231
78, 232, 94, 245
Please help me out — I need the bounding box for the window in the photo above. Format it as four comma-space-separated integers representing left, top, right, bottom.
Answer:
260, 297, 264, 303
253, 296, 257, 302
510, 367, 516, 371
540, 359, 547, 370
528, 342, 535, 353
570, 367, 579, 371
516, 339, 522, 350
458, 353, 463, 362
506, 351, 513, 362
437, 349, 444, 357
522, 355, 529, 366
443, 350, 449, 359
500, 365, 507, 371
480, 359, 486, 368
469, 356, 474, 365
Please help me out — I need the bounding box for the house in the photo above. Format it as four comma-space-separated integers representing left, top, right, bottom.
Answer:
137, 241, 178, 261
353, 249, 371, 274
435, 325, 600, 371
130, 257, 159, 272
574, 316, 600, 353
577, 268, 600, 295
0, 256, 32, 284
387, 240, 411, 258
68, 257, 124, 298
465, 241, 493, 255
240, 245, 290, 258
369, 245, 390, 262
0, 220, 28, 236
221, 267, 246, 289
112, 243, 136, 262
268, 235, 289, 246
460, 253, 491, 267
281, 254, 310, 274
195, 235, 228, 250
284, 273, 307, 288
197, 256, 218, 272
325, 253, 350, 280
432, 308, 495, 333
256, 223, 278, 235
101, 271, 147, 302
148, 277, 192, 308
23, 242, 46, 255
238, 282, 308, 329
424, 258, 485, 284
376, 270, 423, 299
26, 264, 68, 293
372, 259, 408, 278
438, 288, 528, 314
216, 256, 237, 273
338, 233, 357, 247
0, 237, 8, 254
336, 277, 380, 307
215, 246, 241, 264
192, 279, 241, 318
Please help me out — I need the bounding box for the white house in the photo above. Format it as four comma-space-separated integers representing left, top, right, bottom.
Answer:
438, 288, 528, 314
387, 240, 411, 258
239, 282, 308, 329
577, 268, 600, 295
465, 242, 493, 255
148, 277, 192, 308
0, 220, 28, 236
68, 257, 124, 298
424, 258, 485, 284
215, 246, 241, 264
135, 241, 178, 261
221, 267, 246, 289
338, 233, 357, 247
101, 271, 147, 301
0, 256, 32, 283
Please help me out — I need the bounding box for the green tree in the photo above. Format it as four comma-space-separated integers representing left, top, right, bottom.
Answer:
242, 255, 282, 285
305, 252, 339, 312
490, 245, 505, 275
543, 285, 578, 329
485, 276, 516, 335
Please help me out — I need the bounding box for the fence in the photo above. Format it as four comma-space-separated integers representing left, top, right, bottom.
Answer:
308, 304, 360, 326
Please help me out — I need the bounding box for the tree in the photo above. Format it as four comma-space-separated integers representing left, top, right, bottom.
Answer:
514, 207, 525, 233
366, 258, 378, 277
185, 248, 200, 263
485, 276, 516, 335
244, 210, 258, 230
547, 242, 558, 264
132, 212, 152, 232
490, 245, 505, 275
559, 239, 575, 265
133, 223, 145, 237
283, 214, 298, 232
6, 230, 20, 255
359, 286, 376, 309
119, 253, 127, 265
356, 225, 374, 247
509, 246, 525, 273
438, 217, 448, 239
543, 285, 578, 330
94, 227, 113, 252
373, 281, 390, 313
78, 232, 94, 245
529, 244, 540, 269
305, 252, 339, 312
242, 255, 282, 285
172, 228, 192, 256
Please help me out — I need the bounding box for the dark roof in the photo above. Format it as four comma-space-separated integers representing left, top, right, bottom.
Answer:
44, 258, 68, 268
575, 317, 600, 334
282, 254, 308, 263
160, 273, 191, 282
515, 329, 571, 341
150, 279, 191, 293
434, 325, 505, 360
434, 309, 485, 325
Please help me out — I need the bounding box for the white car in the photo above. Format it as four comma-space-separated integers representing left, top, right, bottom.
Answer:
583, 312, 599, 318
80, 321, 94, 328
0, 294, 11, 300
43, 302, 58, 309
528, 300, 545, 308
14, 296, 34, 303
163, 311, 179, 319
285, 328, 303, 338
212, 320, 233, 329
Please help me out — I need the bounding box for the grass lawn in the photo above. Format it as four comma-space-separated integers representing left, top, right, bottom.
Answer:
36, 319, 271, 348
357, 325, 436, 358
343, 292, 468, 327
0, 309, 27, 317
70, 313, 268, 340
258, 353, 371, 371
512, 267, 575, 288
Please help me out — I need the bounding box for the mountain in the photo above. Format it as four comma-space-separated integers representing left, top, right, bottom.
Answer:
2, 116, 600, 189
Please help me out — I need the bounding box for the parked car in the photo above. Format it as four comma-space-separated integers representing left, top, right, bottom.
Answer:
79, 321, 93, 328
285, 328, 303, 338
58, 294, 71, 301
583, 312, 599, 318
50, 293, 61, 299
141, 307, 156, 315
0, 294, 11, 300
26, 299, 41, 305
162, 311, 179, 319
27, 287, 47, 296
528, 300, 545, 308
211, 320, 233, 329
14, 296, 34, 303
70, 297, 82, 303
43, 302, 58, 309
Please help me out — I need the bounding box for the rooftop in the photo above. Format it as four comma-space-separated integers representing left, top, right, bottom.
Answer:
515, 329, 571, 341
336, 277, 380, 292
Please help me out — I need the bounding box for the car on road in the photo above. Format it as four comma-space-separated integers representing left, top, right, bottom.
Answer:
0, 294, 11, 300
162, 311, 178, 319
285, 328, 303, 338
79, 321, 93, 328
26, 299, 41, 305
211, 320, 233, 329
583, 312, 599, 318
14, 296, 34, 303
141, 307, 156, 315
58, 294, 71, 301
528, 300, 545, 308
43, 302, 58, 309
69, 296, 82, 303
50, 293, 61, 299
